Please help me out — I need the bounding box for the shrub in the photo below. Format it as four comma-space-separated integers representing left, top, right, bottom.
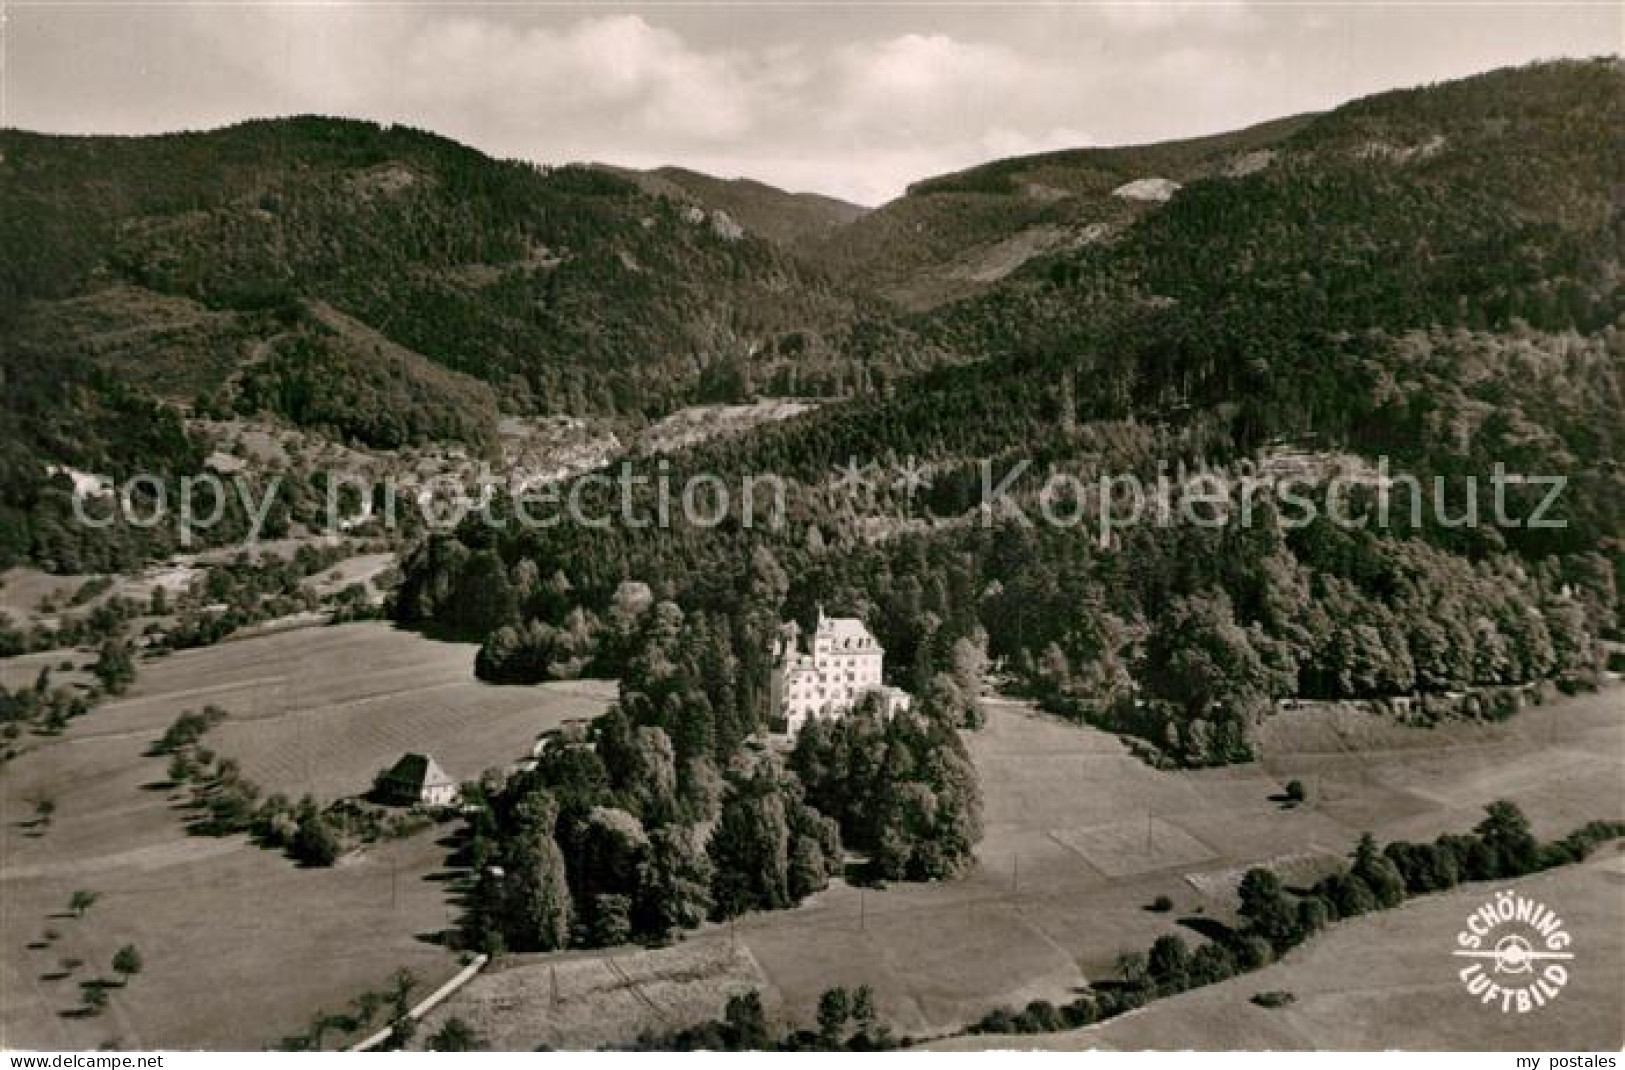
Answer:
79, 985, 109, 1016
1188, 942, 1237, 986
1019, 1000, 1062, 1032
1147, 934, 1192, 991
112, 944, 143, 985
970, 1007, 1016, 1035
1319, 870, 1377, 919
1234, 935, 1274, 972
291, 811, 341, 866
427, 1017, 481, 1052
1296, 895, 1332, 939
1060, 997, 1097, 1028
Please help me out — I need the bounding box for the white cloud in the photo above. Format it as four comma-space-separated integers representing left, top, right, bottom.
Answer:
824, 33, 1073, 141
173, 11, 1090, 202
7, 5, 1619, 204
1090, 1, 1258, 34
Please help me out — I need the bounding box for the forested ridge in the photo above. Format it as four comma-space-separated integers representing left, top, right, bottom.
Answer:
600, 164, 869, 247
808, 112, 1313, 310
1, 60, 1620, 772
396, 59, 1624, 768
0, 117, 901, 413
0, 116, 920, 567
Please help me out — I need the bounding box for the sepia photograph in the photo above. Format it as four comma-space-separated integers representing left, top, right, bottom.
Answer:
0, 0, 1621, 1058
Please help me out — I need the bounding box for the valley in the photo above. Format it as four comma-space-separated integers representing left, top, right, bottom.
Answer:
5, 608, 1614, 1049
1, 54, 1622, 1053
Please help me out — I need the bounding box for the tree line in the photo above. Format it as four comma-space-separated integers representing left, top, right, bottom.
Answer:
969, 801, 1624, 1038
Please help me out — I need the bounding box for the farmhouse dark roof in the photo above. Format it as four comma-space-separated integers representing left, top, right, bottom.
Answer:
380, 752, 454, 791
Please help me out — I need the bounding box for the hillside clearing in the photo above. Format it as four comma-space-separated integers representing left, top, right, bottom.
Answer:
0, 622, 615, 1049
927, 853, 1625, 1050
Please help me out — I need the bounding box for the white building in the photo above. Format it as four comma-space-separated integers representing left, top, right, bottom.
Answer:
770, 608, 911, 736
377, 753, 459, 807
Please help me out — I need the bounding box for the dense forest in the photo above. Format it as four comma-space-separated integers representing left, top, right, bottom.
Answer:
0, 113, 977, 568
454, 556, 983, 954
393, 60, 1623, 766
810, 112, 1313, 310
0, 51, 1620, 1056
0, 117, 887, 414
1, 60, 1620, 767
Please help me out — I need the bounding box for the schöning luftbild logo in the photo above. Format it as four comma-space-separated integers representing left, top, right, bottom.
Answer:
1453, 889, 1574, 1013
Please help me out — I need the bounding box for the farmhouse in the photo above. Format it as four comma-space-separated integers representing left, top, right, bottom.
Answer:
376, 752, 459, 807
769, 608, 911, 736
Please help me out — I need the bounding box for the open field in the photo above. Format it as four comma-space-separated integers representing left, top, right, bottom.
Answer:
0, 570, 105, 632
301, 553, 396, 603
637, 399, 818, 455
4, 628, 1618, 1049
928, 852, 1625, 1050
744, 689, 1621, 1035
419, 934, 773, 1051
480, 687, 1621, 1047
0, 622, 615, 1049
0, 649, 95, 694
1, 539, 384, 635
25, 622, 615, 801
1, 563, 202, 630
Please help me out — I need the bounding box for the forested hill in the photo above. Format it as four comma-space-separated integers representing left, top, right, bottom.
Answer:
806, 113, 1313, 309
0, 116, 897, 569
598, 164, 869, 247
4, 59, 1622, 580
0, 117, 893, 430
694, 58, 1625, 499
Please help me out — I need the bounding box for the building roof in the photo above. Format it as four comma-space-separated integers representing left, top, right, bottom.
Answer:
815, 609, 879, 650
380, 752, 456, 792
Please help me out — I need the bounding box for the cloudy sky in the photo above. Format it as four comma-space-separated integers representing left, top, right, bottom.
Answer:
4, 2, 1619, 204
